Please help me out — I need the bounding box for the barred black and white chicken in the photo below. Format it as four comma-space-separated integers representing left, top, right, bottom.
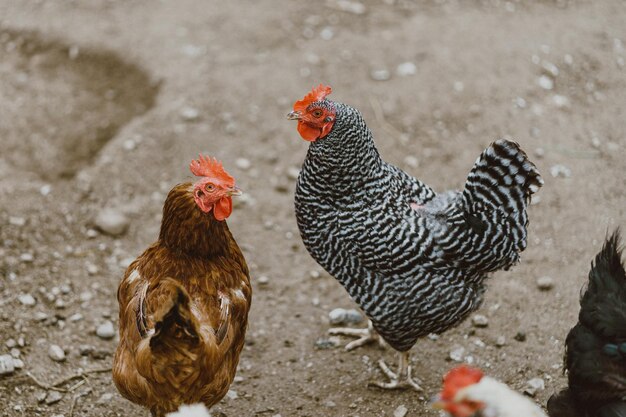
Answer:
548, 230, 626, 417
288, 85, 543, 390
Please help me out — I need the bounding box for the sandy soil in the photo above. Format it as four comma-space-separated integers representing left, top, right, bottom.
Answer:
0, 1, 624, 416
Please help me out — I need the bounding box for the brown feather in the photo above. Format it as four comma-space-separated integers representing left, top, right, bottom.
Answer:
112, 183, 251, 417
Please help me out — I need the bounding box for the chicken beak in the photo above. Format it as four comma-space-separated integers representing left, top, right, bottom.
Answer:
228, 186, 242, 197
287, 111, 301, 120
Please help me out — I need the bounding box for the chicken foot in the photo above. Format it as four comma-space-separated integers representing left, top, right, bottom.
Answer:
328, 320, 385, 351
369, 351, 423, 391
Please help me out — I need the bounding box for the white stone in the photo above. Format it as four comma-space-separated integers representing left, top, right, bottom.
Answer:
95, 208, 129, 236
48, 344, 66, 362
396, 62, 417, 77
538, 75, 554, 90
0, 354, 15, 375
96, 321, 116, 340
18, 294, 36, 306
394, 405, 408, 417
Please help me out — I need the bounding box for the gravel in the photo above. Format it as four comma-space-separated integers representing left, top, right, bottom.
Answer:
496, 336, 506, 347
449, 346, 465, 362
235, 158, 251, 171
550, 164, 571, 178
48, 344, 66, 362
96, 321, 116, 339
0, 354, 15, 375
328, 308, 363, 325
396, 62, 417, 77
524, 377, 545, 396
18, 293, 36, 306
471, 314, 489, 328
394, 405, 408, 417
536, 276, 554, 290
180, 106, 200, 121
45, 390, 63, 405
370, 69, 391, 81
95, 208, 130, 236
538, 75, 554, 90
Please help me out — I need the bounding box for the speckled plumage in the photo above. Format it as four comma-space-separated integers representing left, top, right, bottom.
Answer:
295, 101, 542, 352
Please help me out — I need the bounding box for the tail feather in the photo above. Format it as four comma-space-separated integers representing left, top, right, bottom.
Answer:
579, 229, 626, 340
448, 139, 543, 271
463, 139, 543, 212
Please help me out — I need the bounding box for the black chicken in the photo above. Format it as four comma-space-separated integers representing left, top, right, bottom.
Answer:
548, 230, 626, 417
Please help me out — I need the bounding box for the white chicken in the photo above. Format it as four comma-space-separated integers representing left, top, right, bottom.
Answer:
433, 366, 547, 417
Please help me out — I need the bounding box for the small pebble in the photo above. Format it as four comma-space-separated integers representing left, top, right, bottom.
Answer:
0, 354, 15, 375
396, 62, 417, 77
471, 314, 488, 328
328, 308, 363, 325
45, 390, 63, 405
18, 294, 36, 307
524, 377, 545, 397
226, 390, 238, 400
36, 391, 47, 403
9, 216, 26, 226
309, 270, 321, 279
20, 253, 34, 263
320, 26, 334, 40
235, 158, 251, 171
370, 68, 391, 81
394, 405, 408, 417
95, 208, 130, 236
538, 75, 554, 90
329, 0, 366, 14
534, 147, 545, 158
257, 275, 270, 286
69, 313, 84, 322
97, 393, 114, 404
403, 156, 419, 168
180, 106, 200, 121
96, 321, 116, 340
550, 164, 571, 178
552, 94, 570, 108
86, 263, 99, 275
514, 332, 527, 342
536, 276, 554, 291
315, 337, 340, 349
48, 344, 66, 362
542, 61, 559, 77
496, 336, 506, 347
449, 346, 465, 362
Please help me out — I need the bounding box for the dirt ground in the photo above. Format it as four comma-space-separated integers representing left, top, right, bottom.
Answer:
0, 0, 624, 416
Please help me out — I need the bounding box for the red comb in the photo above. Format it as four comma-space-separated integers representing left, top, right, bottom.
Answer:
189, 154, 234, 186
293, 84, 332, 113
440, 366, 484, 400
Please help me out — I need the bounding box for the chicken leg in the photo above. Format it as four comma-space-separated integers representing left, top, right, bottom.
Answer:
328, 320, 385, 351
369, 351, 423, 391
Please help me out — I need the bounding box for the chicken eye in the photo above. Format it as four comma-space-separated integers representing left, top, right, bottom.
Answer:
312, 109, 323, 118
205, 183, 215, 192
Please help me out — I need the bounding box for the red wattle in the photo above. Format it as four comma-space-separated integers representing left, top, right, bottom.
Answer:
213, 197, 233, 221
297, 121, 321, 142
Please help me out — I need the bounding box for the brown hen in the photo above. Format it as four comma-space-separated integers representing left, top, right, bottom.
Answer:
113, 155, 251, 417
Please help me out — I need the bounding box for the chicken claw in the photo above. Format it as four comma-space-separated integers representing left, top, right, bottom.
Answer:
368, 351, 423, 391
328, 320, 385, 351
